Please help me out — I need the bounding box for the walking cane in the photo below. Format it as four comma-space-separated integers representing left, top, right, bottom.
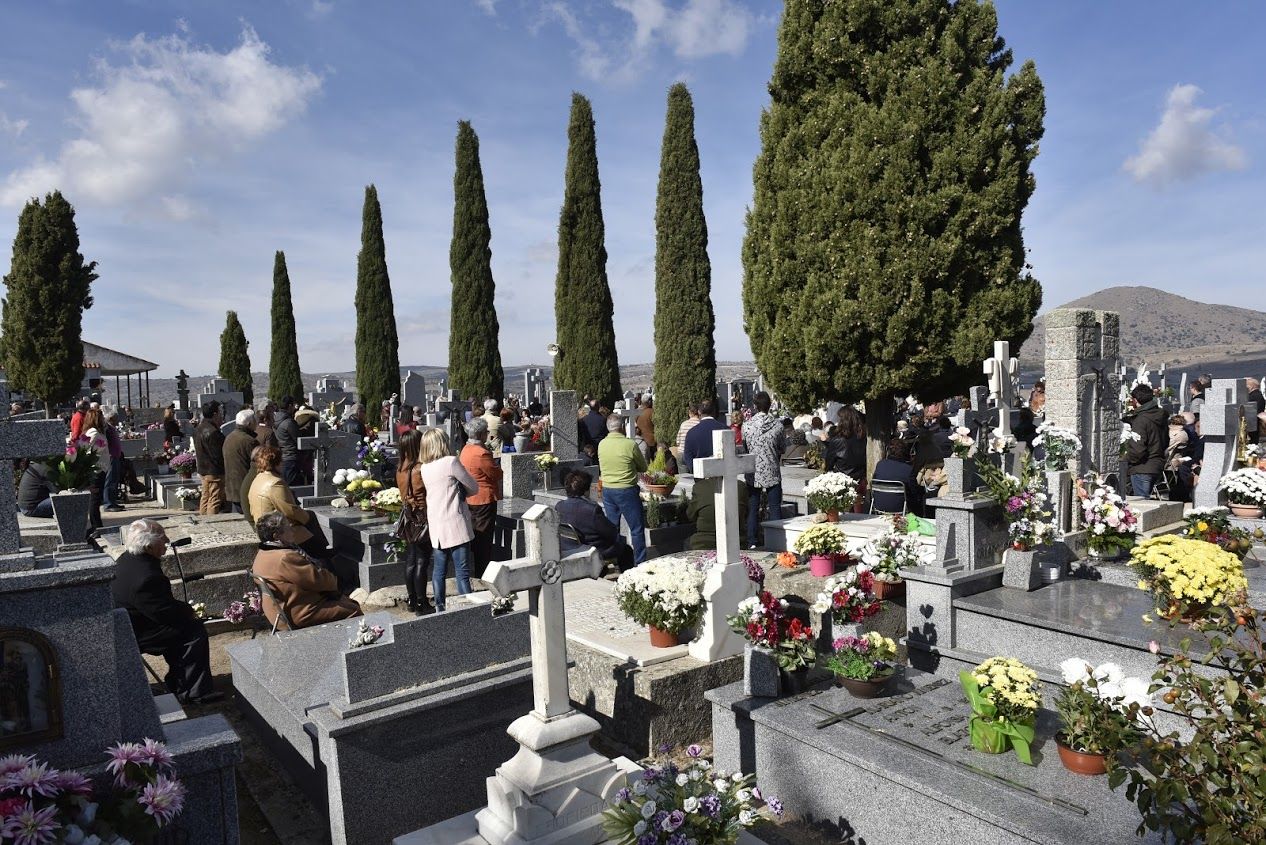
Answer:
169, 536, 202, 604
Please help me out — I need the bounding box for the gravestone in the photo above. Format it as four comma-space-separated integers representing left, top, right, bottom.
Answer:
401, 505, 626, 845
308, 375, 355, 411
548, 390, 580, 461
438, 391, 472, 448
1043, 309, 1122, 478
1194, 379, 1246, 509
0, 397, 70, 571
401, 371, 427, 410
521, 368, 543, 407
175, 369, 191, 413
689, 429, 758, 662
297, 423, 359, 507
195, 377, 244, 423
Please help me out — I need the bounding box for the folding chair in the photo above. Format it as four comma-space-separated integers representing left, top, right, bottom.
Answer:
1151, 470, 1177, 501
249, 571, 294, 635
869, 479, 908, 515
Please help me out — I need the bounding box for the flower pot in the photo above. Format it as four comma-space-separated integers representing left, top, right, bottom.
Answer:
824, 508, 840, 523
175, 471, 194, 481
969, 718, 1011, 755
1228, 503, 1264, 519
179, 498, 198, 512
836, 669, 895, 698
648, 625, 679, 648
778, 667, 812, 696
1086, 546, 1125, 563
873, 579, 905, 600
50, 491, 93, 547
647, 483, 673, 496
513, 433, 531, 453
1055, 740, 1108, 776
808, 554, 836, 577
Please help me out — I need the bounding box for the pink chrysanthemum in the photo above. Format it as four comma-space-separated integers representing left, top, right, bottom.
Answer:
51, 770, 92, 796
0, 801, 61, 845
105, 742, 146, 785
1, 763, 62, 798
137, 775, 185, 827
139, 738, 174, 771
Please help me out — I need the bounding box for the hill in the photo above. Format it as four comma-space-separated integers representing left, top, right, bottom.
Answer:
1021, 286, 1266, 366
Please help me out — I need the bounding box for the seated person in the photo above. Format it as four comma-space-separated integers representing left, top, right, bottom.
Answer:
110, 519, 221, 705
251, 512, 361, 630
931, 416, 954, 459
17, 459, 55, 518
687, 476, 748, 551
555, 470, 633, 572
248, 444, 332, 560
870, 438, 924, 515
782, 426, 809, 463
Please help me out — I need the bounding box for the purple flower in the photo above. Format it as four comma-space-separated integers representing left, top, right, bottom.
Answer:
615, 787, 631, 803
767, 797, 784, 817
668, 834, 688, 845
51, 770, 91, 796
637, 834, 657, 845
642, 769, 659, 783
1, 763, 62, 798
700, 794, 721, 818
140, 738, 174, 770
662, 809, 686, 832
751, 786, 762, 801
742, 555, 765, 585
656, 742, 672, 754
105, 742, 146, 786
0, 755, 35, 777
0, 802, 61, 845
138, 775, 186, 827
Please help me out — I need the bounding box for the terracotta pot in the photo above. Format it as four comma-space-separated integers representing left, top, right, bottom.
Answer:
1229, 503, 1264, 519
648, 626, 679, 648
836, 670, 894, 698
647, 483, 673, 496
824, 508, 840, 523
873, 579, 905, 601
808, 554, 836, 577
1056, 740, 1108, 776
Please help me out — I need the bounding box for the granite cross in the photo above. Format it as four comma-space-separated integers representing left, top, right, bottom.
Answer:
0, 390, 71, 569
689, 427, 758, 662
482, 504, 602, 719
437, 391, 471, 447
982, 341, 1018, 443
297, 422, 351, 498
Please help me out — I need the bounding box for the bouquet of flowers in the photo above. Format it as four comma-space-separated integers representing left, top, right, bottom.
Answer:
534, 453, 559, 471
959, 657, 1041, 763
1119, 423, 1141, 457
333, 468, 381, 504
792, 523, 844, 557
823, 631, 897, 681
811, 567, 882, 623
613, 557, 707, 636
852, 530, 931, 583
46, 434, 106, 491
975, 453, 1055, 551
174, 487, 201, 501
348, 620, 386, 649
223, 591, 263, 623
726, 591, 816, 671
356, 436, 386, 468
1129, 536, 1247, 619
1180, 507, 1254, 558
948, 426, 975, 458
189, 601, 207, 619
988, 432, 1017, 454
601, 745, 782, 845
169, 451, 196, 478
1034, 423, 1082, 471
804, 472, 858, 514
1078, 473, 1138, 557
0, 741, 187, 845
1217, 467, 1266, 507
370, 487, 402, 515
1056, 658, 1153, 758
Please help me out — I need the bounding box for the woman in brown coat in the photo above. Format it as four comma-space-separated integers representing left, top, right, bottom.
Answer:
251, 512, 360, 630
396, 429, 433, 613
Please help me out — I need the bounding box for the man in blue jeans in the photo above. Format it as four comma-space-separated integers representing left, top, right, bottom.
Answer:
598, 414, 648, 564
1123, 382, 1168, 498
741, 392, 786, 549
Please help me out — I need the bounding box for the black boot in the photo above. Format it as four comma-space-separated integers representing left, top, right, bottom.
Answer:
414, 556, 433, 614
404, 561, 421, 611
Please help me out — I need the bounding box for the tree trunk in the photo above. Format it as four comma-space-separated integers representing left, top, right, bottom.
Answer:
864, 392, 897, 482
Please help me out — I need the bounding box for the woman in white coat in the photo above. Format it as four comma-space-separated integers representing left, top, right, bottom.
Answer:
418, 428, 478, 611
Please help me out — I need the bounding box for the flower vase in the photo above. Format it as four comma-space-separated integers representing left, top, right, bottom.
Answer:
540, 470, 551, 492
180, 498, 198, 512
648, 625, 679, 648
1229, 503, 1264, 519
1056, 741, 1108, 776
51, 491, 93, 547
873, 579, 905, 601
1086, 546, 1124, 563
808, 554, 836, 577
969, 718, 1011, 755
743, 645, 780, 697
837, 669, 895, 698
824, 508, 840, 523
513, 433, 530, 453
778, 667, 812, 696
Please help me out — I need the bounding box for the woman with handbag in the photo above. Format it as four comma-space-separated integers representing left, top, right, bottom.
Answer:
395, 429, 433, 614
419, 428, 479, 612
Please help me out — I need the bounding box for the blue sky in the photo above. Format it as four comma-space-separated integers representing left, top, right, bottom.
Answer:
0, 1, 1263, 378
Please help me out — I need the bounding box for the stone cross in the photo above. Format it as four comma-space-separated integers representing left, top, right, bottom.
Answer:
955, 385, 997, 443
982, 341, 1018, 443
297, 423, 342, 498
437, 391, 471, 450
386, 394, 399, 445
482, 504, 601, 719
688, 428, 758, 662
175, 369, 190, 412
0, 394, 71, 570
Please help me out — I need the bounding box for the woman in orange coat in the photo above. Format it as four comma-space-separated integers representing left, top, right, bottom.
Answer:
251, 512, 360, 630
459, 417, 503, 579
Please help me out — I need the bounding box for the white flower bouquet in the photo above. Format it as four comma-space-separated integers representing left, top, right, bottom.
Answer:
948, 426, 975, 458
1078, 473, 1138, 555
613, 556, 707, 635
804, 471, 858, 513
535, 453, 559, 471
852, 529, 932, 583
1217, 468, 1266, 507
1034, 423, 1082, 471
174, 487, 201, 501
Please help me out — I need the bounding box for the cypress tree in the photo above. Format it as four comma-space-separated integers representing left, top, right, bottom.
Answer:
742, 0, 1045, 454
218, 310, 253, 406
0, 191, 97, 415
269, 250, 303, 402
652, 83, 717, 441
354, 185, 401, 416
448, 121, 504, 401
553, 93, 621, 406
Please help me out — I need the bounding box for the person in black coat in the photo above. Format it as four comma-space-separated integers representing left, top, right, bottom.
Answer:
870, 438, 924, 516
554, 470, 633, 572
274, 396, 303, 487
110, 519, 220, 704
17, 460, 55, 518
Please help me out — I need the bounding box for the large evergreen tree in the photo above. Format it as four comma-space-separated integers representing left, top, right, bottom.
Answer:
742, 0, 1045, 450
553, 93, 621, 406
269, 250, 303, 402
448, 121, 504, 401
218, 310, 253, 406
652, 83, 717, 441
0, 191, 97, 414
354, 185, 401, 416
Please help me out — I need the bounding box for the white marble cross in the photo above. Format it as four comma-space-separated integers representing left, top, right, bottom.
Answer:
688, 428, 757, 662
482, 504, 602, 720
982, 340, 1019, 442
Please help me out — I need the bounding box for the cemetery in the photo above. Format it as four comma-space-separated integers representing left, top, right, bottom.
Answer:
3, 3, 1265, 845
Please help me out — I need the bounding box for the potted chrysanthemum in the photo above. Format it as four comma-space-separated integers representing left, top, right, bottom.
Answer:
824, 631, 899, 698
853, 529, 930, 599
1129, 535, 1248, 622
959, 657, 1040, 763
613, 556, 706, 647
1078, 473, 1139, 561
804, 472, 858, 521
1217, 467, 1266, 518
793, 523, 845, 577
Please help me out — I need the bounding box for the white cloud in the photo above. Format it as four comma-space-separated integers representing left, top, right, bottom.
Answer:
547, 0, 754, 81
1124, 84, 1247, 186
309, 1, 334, 19
0, 112, 28, 138
473, 0, 498, 15
0, 25, 321, 213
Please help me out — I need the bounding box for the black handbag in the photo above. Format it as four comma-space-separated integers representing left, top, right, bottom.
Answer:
392, 466, 429, 545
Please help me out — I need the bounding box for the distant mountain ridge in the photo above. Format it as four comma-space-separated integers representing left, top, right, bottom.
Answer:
1021, 286, 1266, 365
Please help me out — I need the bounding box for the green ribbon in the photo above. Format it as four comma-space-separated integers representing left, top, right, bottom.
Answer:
959, 671, 1036, 765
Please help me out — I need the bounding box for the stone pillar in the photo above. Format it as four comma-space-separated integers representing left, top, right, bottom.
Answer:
1044, 309, 1122, 479
549, 390, 580, 461
1194, 379, 1245, 509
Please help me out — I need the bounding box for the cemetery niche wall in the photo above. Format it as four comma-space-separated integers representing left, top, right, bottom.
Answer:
0, 627, 61, 749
